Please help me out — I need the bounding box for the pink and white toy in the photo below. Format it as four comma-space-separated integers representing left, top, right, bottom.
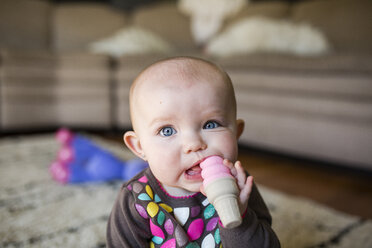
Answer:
200, 155, 242, 228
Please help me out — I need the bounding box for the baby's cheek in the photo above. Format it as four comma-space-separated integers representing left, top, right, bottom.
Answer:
214, 134, 238, 160
149, 159, 178, 182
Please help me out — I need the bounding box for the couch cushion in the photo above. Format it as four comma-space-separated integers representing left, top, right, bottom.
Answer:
50, 53, 112, 128
238, 106, 372, 168
224, 55, 372, 167
52, 3, 128, 52
0, 50, 112, 130
0, 50, 56, 129
0, 0, 51, 50
233, 67, 372, 167
291, 0, 372, 54
132, 3, 195, 51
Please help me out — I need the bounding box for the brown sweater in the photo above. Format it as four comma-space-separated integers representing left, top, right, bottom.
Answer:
107, 168, 280, 247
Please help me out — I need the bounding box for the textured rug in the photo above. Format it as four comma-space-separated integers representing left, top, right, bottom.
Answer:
1, 134, 371, 248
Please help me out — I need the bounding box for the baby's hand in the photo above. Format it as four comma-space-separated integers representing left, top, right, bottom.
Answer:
223, 159, 253, 215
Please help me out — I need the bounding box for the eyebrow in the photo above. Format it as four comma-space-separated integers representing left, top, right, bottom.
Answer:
149, 116, 175, 129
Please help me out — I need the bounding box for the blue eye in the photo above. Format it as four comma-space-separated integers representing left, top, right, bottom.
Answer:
159, 127, 176, 137
204, 121, 220, 129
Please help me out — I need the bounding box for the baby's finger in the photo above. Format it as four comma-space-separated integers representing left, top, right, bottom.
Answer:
223, 159, 237, 176
234, 161, 247, 190
238, 176, 253, 214
240, 176, 253, 203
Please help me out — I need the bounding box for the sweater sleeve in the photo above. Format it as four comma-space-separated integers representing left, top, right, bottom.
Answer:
219, 183, 281, 248
106, 185, 151, 248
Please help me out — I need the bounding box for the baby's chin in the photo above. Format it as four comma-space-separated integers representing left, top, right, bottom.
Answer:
162, 183, 201, 197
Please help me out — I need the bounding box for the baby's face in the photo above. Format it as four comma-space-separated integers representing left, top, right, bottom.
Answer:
128, 61, 242, 196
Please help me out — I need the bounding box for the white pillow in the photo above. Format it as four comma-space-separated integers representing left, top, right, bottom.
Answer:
88, 27, 173, 57
206, 17, 330, 57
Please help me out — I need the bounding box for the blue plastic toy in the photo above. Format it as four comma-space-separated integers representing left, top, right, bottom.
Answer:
49, 128, 148, 184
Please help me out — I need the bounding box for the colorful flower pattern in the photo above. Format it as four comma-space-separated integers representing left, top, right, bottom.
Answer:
128, 175, 223, 247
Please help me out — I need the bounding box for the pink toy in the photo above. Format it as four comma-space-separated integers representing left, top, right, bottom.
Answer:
200, 156, 242, 228
49, 128, 148, 184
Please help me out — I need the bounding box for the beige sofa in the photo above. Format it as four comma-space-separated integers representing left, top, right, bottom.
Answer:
1, 0, 371, 170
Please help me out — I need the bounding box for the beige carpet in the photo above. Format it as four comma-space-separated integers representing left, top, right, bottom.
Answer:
0, 134, 371, 248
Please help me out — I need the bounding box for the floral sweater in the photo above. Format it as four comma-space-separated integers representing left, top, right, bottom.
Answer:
106, 168, 280, 248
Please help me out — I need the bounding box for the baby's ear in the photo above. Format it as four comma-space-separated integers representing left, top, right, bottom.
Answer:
236, 119, 245, 139
124, 131, 146, 160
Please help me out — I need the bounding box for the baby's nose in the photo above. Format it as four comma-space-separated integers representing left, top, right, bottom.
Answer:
183, 133, 207, 154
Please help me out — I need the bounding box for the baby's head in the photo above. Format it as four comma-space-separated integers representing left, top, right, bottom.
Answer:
124, 57, 244, 196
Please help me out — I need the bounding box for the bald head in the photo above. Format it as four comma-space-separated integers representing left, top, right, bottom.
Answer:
129, 57, 236, 130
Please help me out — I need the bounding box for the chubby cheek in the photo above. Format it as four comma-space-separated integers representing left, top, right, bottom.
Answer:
149, 158, 177, 178
143, 141, 181, 184
209, 132, 238, 161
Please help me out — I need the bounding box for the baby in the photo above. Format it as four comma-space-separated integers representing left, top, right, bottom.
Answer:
107, 57, 280, 247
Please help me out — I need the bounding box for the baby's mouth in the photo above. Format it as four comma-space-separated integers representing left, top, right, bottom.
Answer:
186, 164, 202, 176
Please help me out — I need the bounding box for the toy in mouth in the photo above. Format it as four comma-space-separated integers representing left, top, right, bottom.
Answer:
200, 155, 242, 228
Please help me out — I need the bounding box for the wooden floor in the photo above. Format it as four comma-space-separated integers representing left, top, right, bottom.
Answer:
238, 146, 372, 219
98, 133, 372, 219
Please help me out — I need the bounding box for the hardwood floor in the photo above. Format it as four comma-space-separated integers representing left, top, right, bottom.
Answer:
238, 146, 372, 219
